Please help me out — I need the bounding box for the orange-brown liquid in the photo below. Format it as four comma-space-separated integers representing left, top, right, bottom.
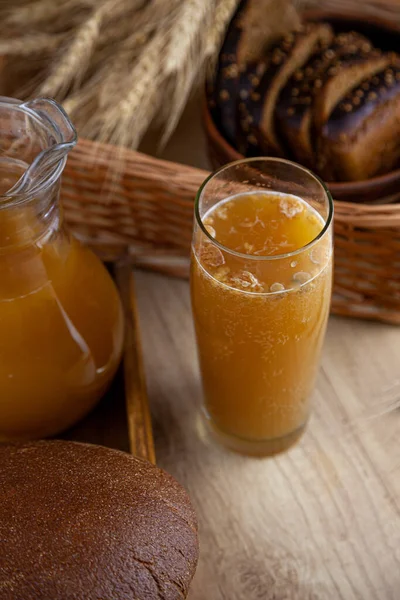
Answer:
191, 192, 332, 449
0, 165, 124, 441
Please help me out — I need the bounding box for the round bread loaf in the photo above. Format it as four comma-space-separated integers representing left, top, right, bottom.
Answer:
0, 441, 198, 600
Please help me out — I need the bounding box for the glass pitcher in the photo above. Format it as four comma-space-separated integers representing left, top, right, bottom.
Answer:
0, 97, 124, 441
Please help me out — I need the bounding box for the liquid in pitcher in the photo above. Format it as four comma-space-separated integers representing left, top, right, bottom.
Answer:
0, 159, 124, 441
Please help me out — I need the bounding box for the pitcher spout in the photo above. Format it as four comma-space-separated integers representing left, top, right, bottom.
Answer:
0, 96, 77, 200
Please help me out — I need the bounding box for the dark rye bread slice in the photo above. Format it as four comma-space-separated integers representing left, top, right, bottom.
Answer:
235, 29, 317, 156
312, 48, 391, 132
276, 31, 373, 167
236, 59, 268, 155
210, 0, 299, 148
317, 64, 400, 181
0, 441, 199, 600
241, 23, 333, 156
208, 1, 244, 146
235, 0, 301, 66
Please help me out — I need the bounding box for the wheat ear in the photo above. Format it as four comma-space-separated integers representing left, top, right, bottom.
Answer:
87, 31, 167, 149
206, 0, 239, 60
159, 0, 216, 146
37, 3, 112, 98
0, 33, 67, 56
0, 0, 95, 27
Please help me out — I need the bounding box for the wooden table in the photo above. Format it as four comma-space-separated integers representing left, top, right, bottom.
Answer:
67, 98, 400, 599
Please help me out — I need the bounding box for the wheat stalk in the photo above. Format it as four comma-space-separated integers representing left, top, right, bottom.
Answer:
97, 0, 179, 107
0, 33, 67, 56
64, 0, 179, 129
164, 0, 215, 75
93, 0, 149, 54
206, 0, 239, 60
37, 1, 115, 97
88, 31, 168, 148
63, 29, 151, 124
158, 0, 217, 146
0, 0, 241, 149
0, 0, 95, 27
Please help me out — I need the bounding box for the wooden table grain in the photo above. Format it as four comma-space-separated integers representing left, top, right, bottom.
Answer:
133, 270, 400, 600
67, 97, 400, 599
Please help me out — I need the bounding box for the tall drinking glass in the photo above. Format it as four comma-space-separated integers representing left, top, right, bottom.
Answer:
191, 158, 333, 456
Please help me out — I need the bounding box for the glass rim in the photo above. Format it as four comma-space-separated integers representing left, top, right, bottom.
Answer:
194, 157, 334, 262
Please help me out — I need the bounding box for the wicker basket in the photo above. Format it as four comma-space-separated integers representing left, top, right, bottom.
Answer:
62, 138, 202, 277
62, 137, 400, 325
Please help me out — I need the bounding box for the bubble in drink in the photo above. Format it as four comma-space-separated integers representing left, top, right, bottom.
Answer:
213, 265, 230, 282
199, 242, 225, 268
309, 247, 321, 265
279, 196, 304, 218
270, 282, 285, 293
293, 272, 311, 285
215, 205, 228, 220
230, 271, 264, 292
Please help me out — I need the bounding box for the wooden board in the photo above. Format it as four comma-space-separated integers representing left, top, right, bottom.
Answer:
63, 264, 155, 463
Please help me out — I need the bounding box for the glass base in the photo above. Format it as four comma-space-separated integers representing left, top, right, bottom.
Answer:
204, 414, 307, 457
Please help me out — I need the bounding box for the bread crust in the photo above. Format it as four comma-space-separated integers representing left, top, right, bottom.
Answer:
0, 441, 199, 600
